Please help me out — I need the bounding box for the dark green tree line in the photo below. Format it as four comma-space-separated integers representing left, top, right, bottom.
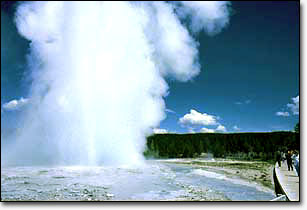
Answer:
144, 132, 299, 161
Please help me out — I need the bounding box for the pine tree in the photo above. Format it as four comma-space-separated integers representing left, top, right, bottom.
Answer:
294, 122, 299, 133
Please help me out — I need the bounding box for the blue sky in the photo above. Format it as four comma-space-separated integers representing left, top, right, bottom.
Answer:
160, 1, 299, 133
1, 1, 299, 135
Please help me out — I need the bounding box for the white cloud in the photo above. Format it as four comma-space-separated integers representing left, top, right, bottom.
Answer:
235, 99, 251, 105
153, 128, 168, 134
245, 100, 251, 104
2, 97, 29, 111
165, 108, 176, 114
200, 127, 215, 133
276, 95, 299, 116
200, 124, 227, 133
233, 125, 240, 131
276, 111, 290, 117
179, 109, 218, 126
216, 125, 227, 132
287, 95, 299, 115
188, 127, 196, 133
179, 109, 228, 133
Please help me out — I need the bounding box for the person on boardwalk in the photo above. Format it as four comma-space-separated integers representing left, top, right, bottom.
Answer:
285, 150, 293, 171
292, 150, 299, 176
281, 151, 286, 164
275, 150, 282, 167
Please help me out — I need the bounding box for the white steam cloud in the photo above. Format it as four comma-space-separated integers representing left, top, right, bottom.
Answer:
3, 1, 230, 166
176, 1, 231, 35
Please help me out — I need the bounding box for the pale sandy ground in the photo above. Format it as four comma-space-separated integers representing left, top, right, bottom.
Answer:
158, 158, 275, 191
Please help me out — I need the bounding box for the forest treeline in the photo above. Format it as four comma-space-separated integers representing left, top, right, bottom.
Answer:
144, 132, 299, 161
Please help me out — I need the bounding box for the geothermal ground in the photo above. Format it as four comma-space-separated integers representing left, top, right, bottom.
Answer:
1, 159, 275, 201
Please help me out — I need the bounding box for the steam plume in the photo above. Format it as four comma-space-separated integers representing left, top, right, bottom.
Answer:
3, 1, 230, 166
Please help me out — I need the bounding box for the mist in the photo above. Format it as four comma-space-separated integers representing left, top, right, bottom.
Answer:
2, 1, 230, 166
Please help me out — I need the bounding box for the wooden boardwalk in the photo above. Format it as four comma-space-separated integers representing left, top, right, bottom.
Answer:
274, 162, 299, 201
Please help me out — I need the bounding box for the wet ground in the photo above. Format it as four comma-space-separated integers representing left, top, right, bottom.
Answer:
1, 160, 275, 201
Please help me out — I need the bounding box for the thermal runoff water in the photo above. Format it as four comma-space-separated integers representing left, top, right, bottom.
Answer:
3, 2, 231, 166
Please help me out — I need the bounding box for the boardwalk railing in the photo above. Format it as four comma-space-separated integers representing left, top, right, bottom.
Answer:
272, 162, 299, 201
270, 195, 287, 201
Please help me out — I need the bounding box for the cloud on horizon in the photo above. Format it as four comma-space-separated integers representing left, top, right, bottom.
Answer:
200, 124, 227, 133
287, 95, 299, 115
200, 127, 215, 133
179, 109, 227, 133
179, 109, 219, 126
216, 125, 227, 132
276, 111, 290, 117
276, 95, 299, 117
153, 128, 168, 134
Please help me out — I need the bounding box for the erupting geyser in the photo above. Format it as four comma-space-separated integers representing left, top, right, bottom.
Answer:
3, 1, 230, 166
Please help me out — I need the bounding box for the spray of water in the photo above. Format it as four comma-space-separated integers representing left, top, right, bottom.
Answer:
3, 1, 230, 166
